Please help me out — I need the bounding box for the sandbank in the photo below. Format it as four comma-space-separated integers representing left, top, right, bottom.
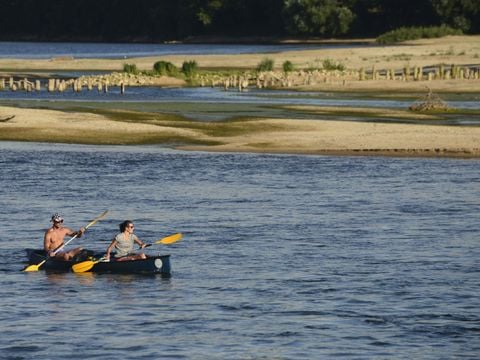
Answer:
1, 105, 479, 158
1, 35, 479, 157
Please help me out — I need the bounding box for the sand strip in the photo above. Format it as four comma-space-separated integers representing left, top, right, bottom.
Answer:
1, 105, 479, 158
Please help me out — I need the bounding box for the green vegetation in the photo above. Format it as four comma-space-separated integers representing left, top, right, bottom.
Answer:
322, 59, 345, 71
256, 58, 275, 72
123, 63, 138, 74
283, 0, 354, 36
182, 60, 198, 78
0, 1, 479, 42
376, 25, 463, 44
283, 61, 295, 73
153, 61, 179, 76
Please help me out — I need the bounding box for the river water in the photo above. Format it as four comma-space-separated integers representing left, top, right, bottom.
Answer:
0, 41, 360, 59
0, 141, 479, 359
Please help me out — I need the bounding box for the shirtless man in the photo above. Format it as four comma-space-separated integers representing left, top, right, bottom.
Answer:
44, 213, 85, 261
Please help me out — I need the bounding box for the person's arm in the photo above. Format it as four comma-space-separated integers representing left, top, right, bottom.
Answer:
134, 235, 146, 249
105, 239, 117, 260
43, 231, 53, 256
66, 227, 85, 238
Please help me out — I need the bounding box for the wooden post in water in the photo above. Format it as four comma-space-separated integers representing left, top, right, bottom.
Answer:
404, 65, 410, 81
120, 82, 125, 95
75, 80, 82, 92
0, 78, 5, 90
47, 79, 55, 92
359, 68, 365, 81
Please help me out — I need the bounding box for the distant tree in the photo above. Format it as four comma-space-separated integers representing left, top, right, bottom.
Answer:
283, 0, 355, 36
432, 0, 480, 33
0, 0, 478, 42
195, 0, 225, 26
349, 0, 439, 36
191, 0, 285, 37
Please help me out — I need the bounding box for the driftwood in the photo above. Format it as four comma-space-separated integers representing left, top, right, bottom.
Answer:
409, 87, 451, 112
0, 115, 15, 122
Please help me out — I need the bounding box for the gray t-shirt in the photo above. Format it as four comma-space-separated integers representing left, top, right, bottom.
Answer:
114, 233, 139, 257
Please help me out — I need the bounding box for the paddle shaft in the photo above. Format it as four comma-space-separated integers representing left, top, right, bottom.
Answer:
47, 210, 107, 256
24, 210, 108, 272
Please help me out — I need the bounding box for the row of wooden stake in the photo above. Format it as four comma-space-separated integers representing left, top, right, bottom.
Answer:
0, 77, 126, 94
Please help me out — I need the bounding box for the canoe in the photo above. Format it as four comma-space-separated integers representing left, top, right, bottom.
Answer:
25, 249, 171, 275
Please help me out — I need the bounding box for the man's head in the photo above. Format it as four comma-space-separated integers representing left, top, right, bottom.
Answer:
51, 213, 64, 224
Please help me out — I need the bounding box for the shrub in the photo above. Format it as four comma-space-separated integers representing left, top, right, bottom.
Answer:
283, 60, 295, 73
322, 59, 345, 71
153, 61, 178, 76
123, 63, 138, 74
256, 58, 274, 72
376, 25, 462, 45
182, 60, 198, 78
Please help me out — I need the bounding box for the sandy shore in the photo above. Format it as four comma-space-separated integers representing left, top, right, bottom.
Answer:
1, 35, 479, 157
1, 105, 479, 158
1, 35, 479, 72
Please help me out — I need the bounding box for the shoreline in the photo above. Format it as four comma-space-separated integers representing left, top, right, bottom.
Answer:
1, 35, 479, 159
1, 105, 479, 159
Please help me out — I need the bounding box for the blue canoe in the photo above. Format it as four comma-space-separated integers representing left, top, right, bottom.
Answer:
25, 249, 171, 275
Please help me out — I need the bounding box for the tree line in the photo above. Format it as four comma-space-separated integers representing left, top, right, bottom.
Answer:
0, 0, 478, 42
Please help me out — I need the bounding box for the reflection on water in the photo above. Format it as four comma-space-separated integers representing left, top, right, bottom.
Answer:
72, 272, 95, 286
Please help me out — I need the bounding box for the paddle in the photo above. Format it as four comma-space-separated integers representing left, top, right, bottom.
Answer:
144, 232, 182, 247
23, 210, 109, 272
72, 232, 182, 273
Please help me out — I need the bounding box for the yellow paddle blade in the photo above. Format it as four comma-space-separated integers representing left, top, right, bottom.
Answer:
23, 210, 109, 273
156, 233, 182, 245
71, 260, 97, 273
23, 260, 46, 272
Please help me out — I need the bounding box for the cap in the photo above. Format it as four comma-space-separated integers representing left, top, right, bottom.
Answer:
51, 213, 64, 223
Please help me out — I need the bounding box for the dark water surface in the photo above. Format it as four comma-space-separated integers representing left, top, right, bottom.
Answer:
0, 142, 479, 359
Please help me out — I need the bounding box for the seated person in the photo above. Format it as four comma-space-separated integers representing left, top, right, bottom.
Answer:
105, 220, 147, 261
44, 213, 85, 261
